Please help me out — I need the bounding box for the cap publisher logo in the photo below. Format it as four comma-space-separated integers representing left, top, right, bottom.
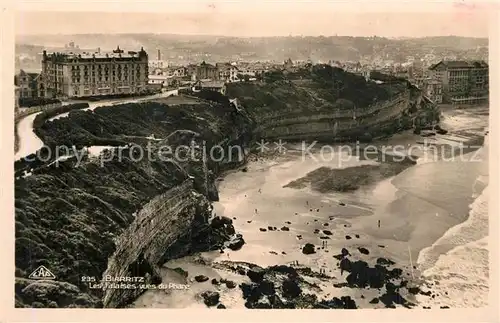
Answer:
28, 265, 56, 280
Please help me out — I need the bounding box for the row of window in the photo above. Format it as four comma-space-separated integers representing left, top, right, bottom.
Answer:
72, 87, 139, 96
448, 70, 469, 77
71, 64, 146, 70
71, 71, 143, 77
71, 77, 145, 83
449, 86, 469, 92
73, 85, 139, 90
46, 71, 64, 76
449, 77, 487, 85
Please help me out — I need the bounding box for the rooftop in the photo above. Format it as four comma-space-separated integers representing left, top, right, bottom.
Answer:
429, 60, 488, 70
44, 46, 147, 60
200, 80, 225, 88
148, 75, 168, 80
217, 63, 239, 71
199, 61, 216, 68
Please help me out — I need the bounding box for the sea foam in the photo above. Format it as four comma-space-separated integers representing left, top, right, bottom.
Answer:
416, 132, 489, 308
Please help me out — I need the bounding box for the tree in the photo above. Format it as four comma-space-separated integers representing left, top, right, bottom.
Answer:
237, 73, 250, 82
263, 70, 285, 84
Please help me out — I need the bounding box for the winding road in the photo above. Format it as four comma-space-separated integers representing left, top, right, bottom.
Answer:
14, 89, 179, 161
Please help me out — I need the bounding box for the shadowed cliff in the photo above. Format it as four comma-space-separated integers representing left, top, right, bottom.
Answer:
14, 97, 254, 308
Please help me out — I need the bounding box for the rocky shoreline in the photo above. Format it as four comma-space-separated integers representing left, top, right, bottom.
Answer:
157, 242, 445, 309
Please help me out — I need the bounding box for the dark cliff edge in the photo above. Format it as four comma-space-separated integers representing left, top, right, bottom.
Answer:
14, 98, 254, 308
14, 66, 438, 308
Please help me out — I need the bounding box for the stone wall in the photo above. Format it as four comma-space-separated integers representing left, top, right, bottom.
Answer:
15, 102, 63, 122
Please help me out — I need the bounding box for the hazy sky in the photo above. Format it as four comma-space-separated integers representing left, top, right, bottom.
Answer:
15, 0, 491, 37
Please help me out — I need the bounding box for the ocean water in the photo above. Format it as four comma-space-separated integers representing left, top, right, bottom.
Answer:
354, 122, 489, 307
416, 190, 489, 308
414, 134, 489, 308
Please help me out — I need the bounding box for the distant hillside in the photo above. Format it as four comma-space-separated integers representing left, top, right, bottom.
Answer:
16, 34, 488, 68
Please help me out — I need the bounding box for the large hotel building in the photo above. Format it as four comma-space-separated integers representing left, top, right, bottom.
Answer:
41, 46, 149, 99
428, 60, 489, 105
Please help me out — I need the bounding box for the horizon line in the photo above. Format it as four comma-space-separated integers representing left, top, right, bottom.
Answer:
15, 32, 489, 39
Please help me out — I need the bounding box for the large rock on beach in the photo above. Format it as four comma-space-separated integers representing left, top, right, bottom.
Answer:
201, 291, 220, 307
281, 279, 302, 298
358, 247, 370, 255
227, 234, 245, 251
247, 266, 265, 283
194, 275, 209, 283
302, 243, 316, 255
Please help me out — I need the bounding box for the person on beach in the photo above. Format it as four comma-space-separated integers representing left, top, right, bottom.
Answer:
258, 188, 261, 193
255, 208, 258, 214
378, 220, 381, 228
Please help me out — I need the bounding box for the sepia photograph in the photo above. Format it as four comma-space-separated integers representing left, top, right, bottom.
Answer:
6, 0, 496, 318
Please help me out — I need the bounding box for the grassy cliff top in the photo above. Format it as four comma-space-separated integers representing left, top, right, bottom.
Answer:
226, 64, 409, 116
15, 98, 254, 302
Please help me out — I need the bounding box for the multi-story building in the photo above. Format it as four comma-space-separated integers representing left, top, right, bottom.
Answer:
217, 63, 240, 82
426, 80, 443, 104
41, 46, 149, 99
166, 66, 188, 78
428, 60, 488, 105
193, 61, 218, 81
14, 70, 41, 98
148, 74, 169, 87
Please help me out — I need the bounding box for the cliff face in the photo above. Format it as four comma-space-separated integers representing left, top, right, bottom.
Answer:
101, 179, 212, 308
226, 65, 439, 142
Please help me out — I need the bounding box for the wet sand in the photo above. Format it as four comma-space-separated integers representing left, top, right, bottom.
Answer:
135, 147, 431, 308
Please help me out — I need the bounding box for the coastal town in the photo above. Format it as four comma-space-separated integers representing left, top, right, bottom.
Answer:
15, 40, 489, 115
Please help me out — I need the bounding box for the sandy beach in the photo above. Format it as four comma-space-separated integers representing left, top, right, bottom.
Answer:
134, 105, 489, 309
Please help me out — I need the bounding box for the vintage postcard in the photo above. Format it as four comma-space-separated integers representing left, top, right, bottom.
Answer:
2, 0, 498, 322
